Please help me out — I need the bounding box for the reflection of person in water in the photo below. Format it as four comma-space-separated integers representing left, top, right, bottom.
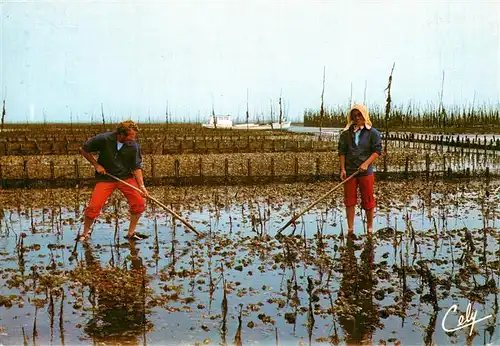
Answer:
337, 236, 379, 345
129, 239, 144, 272
81, 241, 150, 344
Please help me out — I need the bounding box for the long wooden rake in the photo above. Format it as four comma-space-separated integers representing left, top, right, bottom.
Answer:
107, 173, 203, 237
276, 170, 359, 236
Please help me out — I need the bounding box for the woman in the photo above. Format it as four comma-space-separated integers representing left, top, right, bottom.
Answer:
338, 104, 382, 236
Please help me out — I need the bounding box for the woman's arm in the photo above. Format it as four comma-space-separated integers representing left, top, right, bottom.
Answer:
339, 154, 347, 180
359, 152, 380, 171
360, 129, 382, 171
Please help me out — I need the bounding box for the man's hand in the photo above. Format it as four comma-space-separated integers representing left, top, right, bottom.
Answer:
139, 184, 149, 197
94, 164, 106, 175
340, 169, 347, 180
359, 162, 369, 172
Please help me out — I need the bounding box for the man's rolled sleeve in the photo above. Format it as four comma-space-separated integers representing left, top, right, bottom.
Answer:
82, 134, 104, 153
133, 144, 143, 170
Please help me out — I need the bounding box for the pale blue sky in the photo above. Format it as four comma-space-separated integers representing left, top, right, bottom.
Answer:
1, 0, 499, 123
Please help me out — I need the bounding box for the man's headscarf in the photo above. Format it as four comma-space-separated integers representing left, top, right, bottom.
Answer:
117, 120, 140, 134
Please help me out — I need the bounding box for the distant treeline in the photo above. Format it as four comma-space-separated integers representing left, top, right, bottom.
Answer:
304, 104, 500, 131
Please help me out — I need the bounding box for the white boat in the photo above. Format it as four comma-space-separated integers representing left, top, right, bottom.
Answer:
231, 122, 260, 129
202, 115, 233, 129
202, 115, 291, 130
270, 121, 291, 130
230, 121, 291, 130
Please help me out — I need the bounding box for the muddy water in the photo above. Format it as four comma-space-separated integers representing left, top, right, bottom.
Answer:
0, 180, 498, 345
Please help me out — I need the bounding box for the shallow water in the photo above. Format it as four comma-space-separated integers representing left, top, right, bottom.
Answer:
0, 180, 498, 345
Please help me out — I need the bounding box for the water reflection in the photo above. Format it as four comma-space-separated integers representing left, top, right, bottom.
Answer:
0, 182, 497, 345
81, 240, 151, 344
337, 237, 379, 345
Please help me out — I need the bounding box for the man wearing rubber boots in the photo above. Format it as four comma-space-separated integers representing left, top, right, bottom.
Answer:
338, 104, 382, 238
78, 120, 149, 241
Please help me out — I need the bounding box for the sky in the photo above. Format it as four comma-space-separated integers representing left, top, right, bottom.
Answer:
0, 0, 499, 123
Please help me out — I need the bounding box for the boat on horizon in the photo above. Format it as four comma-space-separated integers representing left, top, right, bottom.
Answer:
202, 115, 291, 130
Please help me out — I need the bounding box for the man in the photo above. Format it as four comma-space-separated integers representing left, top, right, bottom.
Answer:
79, 120, 148, 241
338, 104, 382, 236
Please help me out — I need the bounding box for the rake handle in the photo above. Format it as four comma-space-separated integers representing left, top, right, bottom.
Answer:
277, 170, 360, 235
105, 173, 203, 237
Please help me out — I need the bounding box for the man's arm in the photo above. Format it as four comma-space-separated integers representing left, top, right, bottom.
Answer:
79, 147, 106, 174
133, 168, 145, 186
131, 144, 148, 196
133, 169, 148, 196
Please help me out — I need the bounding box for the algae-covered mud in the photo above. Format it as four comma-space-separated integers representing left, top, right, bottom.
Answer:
0, 179, 498, 345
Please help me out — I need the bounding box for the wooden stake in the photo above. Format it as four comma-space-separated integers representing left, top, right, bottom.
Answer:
384, 62, 396, 156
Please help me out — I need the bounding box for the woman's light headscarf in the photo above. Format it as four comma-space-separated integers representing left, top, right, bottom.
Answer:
342, 104, 372, 131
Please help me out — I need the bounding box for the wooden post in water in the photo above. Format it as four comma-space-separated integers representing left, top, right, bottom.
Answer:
23, 159, 28, 180
270, 158, 275, 180
224, 158, 229, 182
294, 157, 299, 181
22, 159, 29, 187
383, 63, 395, 157
174, 159, 180, 180
74, 159, 80, 182
247, 158, 252, 177
404, 156, 409, 179
425, 154, 430, 179
50, 161, 55, 180
151, 156, 156, 184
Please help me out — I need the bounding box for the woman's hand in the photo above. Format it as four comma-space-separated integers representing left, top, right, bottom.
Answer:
359, 162, 369, 172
